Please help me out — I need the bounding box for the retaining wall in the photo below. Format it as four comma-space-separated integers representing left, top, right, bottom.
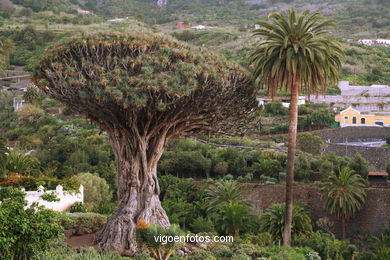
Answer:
245, 184, 390, 238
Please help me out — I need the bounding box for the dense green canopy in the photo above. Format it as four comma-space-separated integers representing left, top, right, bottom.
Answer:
34, 31, 256, 136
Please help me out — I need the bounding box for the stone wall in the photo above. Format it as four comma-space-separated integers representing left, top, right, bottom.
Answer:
315, 126, 390, 143
245, 184, 390, 237
324, 143, 390, 169
312, 127, 390, 169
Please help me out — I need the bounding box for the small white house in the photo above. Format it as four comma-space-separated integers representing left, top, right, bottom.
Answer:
191, 25, 207, 30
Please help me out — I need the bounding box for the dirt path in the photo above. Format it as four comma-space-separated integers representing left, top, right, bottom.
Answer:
66, 233, 98, 249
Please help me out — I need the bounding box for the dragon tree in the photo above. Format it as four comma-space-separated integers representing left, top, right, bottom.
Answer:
34, 32, 257, 255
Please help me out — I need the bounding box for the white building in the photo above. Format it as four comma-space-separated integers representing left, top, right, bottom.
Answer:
358, 39, 390, 46
257, 96, 306, 108
13, 97, 25, 111
22, 185, 84, 211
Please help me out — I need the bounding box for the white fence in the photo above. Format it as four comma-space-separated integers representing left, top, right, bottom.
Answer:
22, 185, 84, 211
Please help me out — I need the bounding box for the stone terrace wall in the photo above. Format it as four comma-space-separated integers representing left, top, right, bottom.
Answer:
315, 127, 390, 143
324, 144, 390, 169
313, 127, 390, 169
245, 184, 390, 237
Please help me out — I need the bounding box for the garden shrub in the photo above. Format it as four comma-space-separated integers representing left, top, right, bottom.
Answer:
74, 172, 113, 212
212, 244, 233, 257
69, 202, 87, 213
61, 212, 107, 230
189, 249, 217, 260
260, 203, 313, 241
0, 187, 64, 260
243, 232, 274, 247
294, 231, 351, 260
297, 133, 324, 155
190, 216, 216, 233
135, 220, 184, 260
264, 100, 288, 116
262, 247, 320, 260
231, 243, 265, 258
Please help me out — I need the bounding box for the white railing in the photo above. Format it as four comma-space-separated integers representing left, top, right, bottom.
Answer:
22, 184, 84, 211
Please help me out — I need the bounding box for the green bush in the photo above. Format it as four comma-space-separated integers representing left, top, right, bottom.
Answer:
262, 247, 320, 260
387, 135, 390, 145
74, 172, 112, 212
259, 203, 313, 242
243, 232, 274, 247
69, 202, 87, 213
61, 212, 107, 230
190, 216, 216, 233
189, 249, 217, 260
297, 133, 324, 155
212, 244, 233, 257
264, 101, 289, 116
294, 231, 354, 260
0, 187, 64, 260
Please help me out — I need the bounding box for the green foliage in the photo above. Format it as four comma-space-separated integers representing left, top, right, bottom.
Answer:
0, 138, 9, 177
0, 186, 64, 260
349, 153, 369, 179
294, 155, 312, 181
214, 201, 256, 236
259, 203, 313, 242
190, 249, 217, 260
60, 212, 107, 230
294, 231, 353, 260
264, 101, 288, 116
69, 202, 87, 213
243, 232, 275, 247
297, 133, 324, 155
387, 162, 390, 174
261, 246, 320, 260
251, 8, 343, 98
40, 192, 60, 202
0, 175, 80, 192
35, 240, 129, 260
321, 167, 367, 220
74, 172, 112, 212
136, 223, 184, 260
159, 175, 200, 229
387, 136, 390, 145
205, 180, 248, 212
4, 150, 40, 176
190, 216, 215, 234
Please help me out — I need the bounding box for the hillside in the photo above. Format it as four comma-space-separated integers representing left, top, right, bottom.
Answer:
2, 0, 390, 38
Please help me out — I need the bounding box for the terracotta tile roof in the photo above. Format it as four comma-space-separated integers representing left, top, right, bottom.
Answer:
368, 171, 389, 176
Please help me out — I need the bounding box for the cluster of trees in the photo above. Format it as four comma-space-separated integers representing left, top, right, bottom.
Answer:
159, 138, 371, 182
259, 101, 336, 135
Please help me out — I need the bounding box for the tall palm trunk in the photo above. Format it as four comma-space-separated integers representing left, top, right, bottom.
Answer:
341, 216, 346, 240
282, 78, 299, 246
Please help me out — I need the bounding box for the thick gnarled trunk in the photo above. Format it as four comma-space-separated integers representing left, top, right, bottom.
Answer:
95, 129, 170, 256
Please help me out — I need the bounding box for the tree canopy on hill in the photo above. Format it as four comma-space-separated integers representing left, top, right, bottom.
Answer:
33, 31, 257, 255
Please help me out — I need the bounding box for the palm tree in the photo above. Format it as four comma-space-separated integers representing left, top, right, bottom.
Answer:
259, 203, 313, 242
5, 150, 40, 176
251, 8, 343, 245
205, 180, 247, 212
23, 86, 41, 104
214, 202, 255, 237
321, 167, 366, 239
